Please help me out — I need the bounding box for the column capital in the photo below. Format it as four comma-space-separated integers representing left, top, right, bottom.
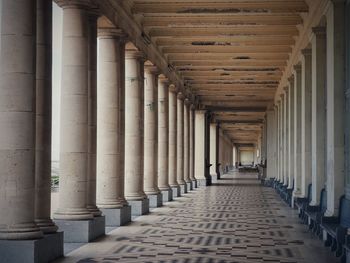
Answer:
158, 74, 169, 84
287, 75, 294, 85
301, 48, 312, 57
195, 109, 206, 114
177, 92, 185, 100
55, 0, 96, 9
184, 98, 192, 106
293, 64, 302, 73
169, 84, 178, 93
312, 26, 326, 36
98, 27, 128, 40
144, 63, 160, 75
125, 43, 146, 61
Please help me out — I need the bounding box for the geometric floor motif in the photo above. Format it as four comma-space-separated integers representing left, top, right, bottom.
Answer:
54, 171, 339, 263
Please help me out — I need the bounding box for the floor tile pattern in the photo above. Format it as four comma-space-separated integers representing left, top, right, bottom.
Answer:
55, 171, 339, 263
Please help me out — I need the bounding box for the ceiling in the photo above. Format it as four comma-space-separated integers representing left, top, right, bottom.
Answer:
113, 0, 309, 146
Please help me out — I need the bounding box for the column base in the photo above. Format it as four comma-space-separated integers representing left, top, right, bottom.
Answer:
100, 206, 131, 227
127, 199, 149, 216
179, 183, 187, 195
147, 193, 163, 208
161, 189, 173, 202
192, 180, 198, 189
197, 178, 209, 187
0, 232, 64, 263
186, 182, 192, 191
54, 216, 105, 243
211, 174, 218, 183
171, 186, 181, 198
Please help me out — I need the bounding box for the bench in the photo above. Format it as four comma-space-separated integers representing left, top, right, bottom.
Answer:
304, 188, 327, 237
295, 184, 312, 222
321, 195, 350, 259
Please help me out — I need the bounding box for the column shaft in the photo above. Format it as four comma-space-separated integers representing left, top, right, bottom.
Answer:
35, 0, 58, 233
209, 123, 217, 179
293, 65, 302, 197
144, 66, 160, 195
288, 77, 295, 189
0, 0, 42, 239
311, 27, 327, 206
189, 105, 196, 184
54, 5, 92, 220
168, 87, 179, 187
194, 110, 207, 186
96, 30, 127, 208
184, 100, 192, 186
124, 48, 147, 201
283, 89, 289, 185
176, 93, 186, 191
301, 49, 312, 197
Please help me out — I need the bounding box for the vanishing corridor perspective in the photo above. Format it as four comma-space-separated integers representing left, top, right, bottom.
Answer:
0, 0, 349, 263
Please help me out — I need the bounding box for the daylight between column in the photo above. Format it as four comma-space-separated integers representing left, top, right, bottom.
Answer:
86, 9, 102, 218
184, 99, 193, 190
189, 104, 198, 188
293, 64, 302, 201
96, 28, 131, 226
35, 0, 59, 234
124, 44, 149, 216
53, 1, 105, 243
144, 63, 163, 207
168, 85, 181, 198
177, 92, 187, 194
300, 49, 312, 198
310, 26, 326, 206
157, 75, 173, 201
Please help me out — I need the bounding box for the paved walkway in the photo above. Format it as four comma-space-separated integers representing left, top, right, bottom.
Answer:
55, 171, 338, 263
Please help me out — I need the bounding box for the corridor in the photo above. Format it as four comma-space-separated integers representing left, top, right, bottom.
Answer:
55, 172, 336, 263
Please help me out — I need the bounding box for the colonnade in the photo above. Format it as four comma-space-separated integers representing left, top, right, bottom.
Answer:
264, 1, 347, 216
0, 1, 235, 262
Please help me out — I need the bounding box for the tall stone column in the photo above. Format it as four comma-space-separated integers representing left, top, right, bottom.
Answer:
86, 11, 101, 218
35, 0, 58, 234
157, 75, 173, 201
195, 110, 208, 186
176, 92, 187, 194
54, 2, 105, 242
280, 95, 285, 183
283, 88, 289, 185
310, 27, 327, 206
96, 28, 131, 226
293, 64, 302, 199
184, 99, 192, 190
144, 64, 162, 207
0, 0, 42, 241
325, 0, 346, 215
209, 122, 218, 182
288, 76, 295, 189
168, 85, 181, 197
275, 104, 280, 181
301, 49, 312, 197
266, 111, 276, 179
189, 104, 197, 188
124, 45, 149, 215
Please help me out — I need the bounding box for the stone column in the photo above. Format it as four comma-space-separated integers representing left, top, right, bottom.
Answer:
189, 104, 197, 188
176, 92, 187, 194
301, 49, 312, 197
276, 103, 280, 181
288, 76, 295, 189
124, 45, 149, 215
325, 0, 346, 215
210, 122, 218, 182
144, 64, 162, 207
168, 85, 181, 197
96, 28, 131, 226
293, 64, 302, 199
0, 0, 42, 241
283, 87, 289, 185
53, 2, 106, 242
184, 99, 193, 190
157, 75, 173, 201
280, 95, 285, 183
310, 27, 327, 206
195, 110, 208, 186
266, 111, 276, 179
35, 0, 58, 234
86, 11, 101, 218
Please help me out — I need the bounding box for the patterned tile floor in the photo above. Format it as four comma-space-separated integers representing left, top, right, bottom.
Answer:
54, 171, 339, 263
